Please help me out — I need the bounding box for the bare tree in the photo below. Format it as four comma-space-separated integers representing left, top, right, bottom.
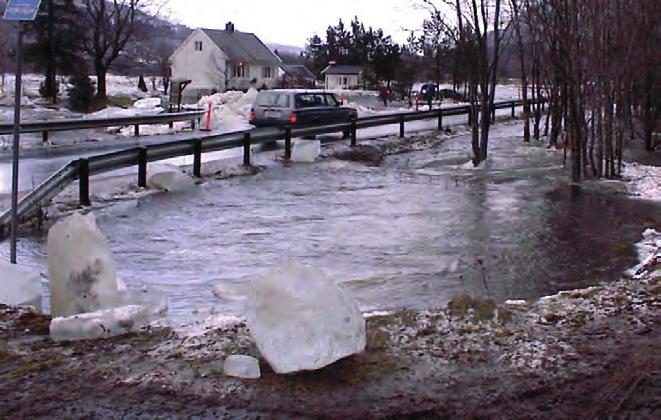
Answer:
81, 0, 165, 103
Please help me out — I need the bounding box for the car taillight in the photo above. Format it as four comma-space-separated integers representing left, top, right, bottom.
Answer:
249, 111, 256, 120
289, 113, 298, 124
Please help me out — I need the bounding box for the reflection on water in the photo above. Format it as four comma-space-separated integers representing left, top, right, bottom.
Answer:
2, 123, 659, 322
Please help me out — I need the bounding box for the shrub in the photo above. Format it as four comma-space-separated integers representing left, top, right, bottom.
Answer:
67, 74, 96, 112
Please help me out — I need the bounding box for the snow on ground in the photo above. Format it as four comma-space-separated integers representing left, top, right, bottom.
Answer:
622, 162, 661, 201
0, 73, 164, 104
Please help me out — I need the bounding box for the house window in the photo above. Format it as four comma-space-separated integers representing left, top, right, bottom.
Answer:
233, 64, 248, 78
194, 41, 203, 51
343, 77, 348, 86
262, 67, 272, 79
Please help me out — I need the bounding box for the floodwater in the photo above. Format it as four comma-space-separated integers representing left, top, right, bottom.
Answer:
2, 123, 659, 322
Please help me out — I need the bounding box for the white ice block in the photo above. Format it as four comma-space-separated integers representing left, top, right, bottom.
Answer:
246, 265, 366, 374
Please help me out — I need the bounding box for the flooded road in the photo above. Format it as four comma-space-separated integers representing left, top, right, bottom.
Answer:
2, 122, 659, 322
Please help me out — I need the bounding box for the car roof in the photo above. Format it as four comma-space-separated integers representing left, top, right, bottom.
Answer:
258, 89, 337, 95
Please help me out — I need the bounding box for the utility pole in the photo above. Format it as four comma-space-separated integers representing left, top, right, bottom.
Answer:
3, 0, 42, 264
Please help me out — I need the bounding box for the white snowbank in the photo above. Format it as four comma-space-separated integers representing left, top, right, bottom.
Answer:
0, 263, 42, 311
246, 265, 366, 374
197, 88, 256, 132
223, 355, 261, 379
147, 164, 197, 192
133, 97, 162, 109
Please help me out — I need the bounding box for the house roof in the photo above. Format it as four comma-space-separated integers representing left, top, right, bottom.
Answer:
200, 28, 282, 65
321, 64, 362, 75
283, 65, 315, 80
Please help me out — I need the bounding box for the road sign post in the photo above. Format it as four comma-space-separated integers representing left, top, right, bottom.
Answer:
4, 0, 42, 264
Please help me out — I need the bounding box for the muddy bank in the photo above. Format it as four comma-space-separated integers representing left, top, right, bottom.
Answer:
1, 238, 658, 418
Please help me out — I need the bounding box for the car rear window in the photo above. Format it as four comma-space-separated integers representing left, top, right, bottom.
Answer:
295, 93, 339, 108
256, 92, 290, 108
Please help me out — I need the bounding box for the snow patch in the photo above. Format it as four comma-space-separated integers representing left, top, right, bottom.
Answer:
622, 162, 661, 201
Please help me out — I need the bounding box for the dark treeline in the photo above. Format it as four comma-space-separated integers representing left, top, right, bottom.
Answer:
304, 17, 403, 89
509, 0, 660, 180
417, 0, 659, 173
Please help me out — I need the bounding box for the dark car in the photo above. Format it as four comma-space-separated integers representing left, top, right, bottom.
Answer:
249, 90, 357, 137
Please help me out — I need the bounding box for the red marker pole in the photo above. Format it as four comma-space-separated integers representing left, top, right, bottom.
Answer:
204, 101, 212, 131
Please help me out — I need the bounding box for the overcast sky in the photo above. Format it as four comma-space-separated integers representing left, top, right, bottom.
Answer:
165, 0, 430, 47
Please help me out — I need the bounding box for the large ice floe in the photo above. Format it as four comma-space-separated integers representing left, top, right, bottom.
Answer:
291, 139, 321, 163
245, 265, 366, 374
147, 164, 197, 192
0, 263, 42, 311
47, 213, 166, 341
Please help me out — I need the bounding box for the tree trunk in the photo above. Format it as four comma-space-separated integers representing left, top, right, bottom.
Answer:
95, 63, 108, 102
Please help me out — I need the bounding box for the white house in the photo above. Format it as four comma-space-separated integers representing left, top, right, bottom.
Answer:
170, 22, 284, 100
321, 64, 363, 90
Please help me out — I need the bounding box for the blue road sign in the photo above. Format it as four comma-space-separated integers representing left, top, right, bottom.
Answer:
3, 0, 42, 21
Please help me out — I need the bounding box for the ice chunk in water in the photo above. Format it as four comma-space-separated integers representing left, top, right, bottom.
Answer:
0, 263, 42, 311
50, 303, 166, 342
223, 355, 261, 379
47, 212, 167, 326
147, 164, 196, 192
291, 139, 321, 163
48, 213, 122, 317
246, 265, 366, 374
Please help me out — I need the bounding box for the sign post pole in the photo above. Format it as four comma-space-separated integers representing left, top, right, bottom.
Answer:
9, 21, 23, 264
4, 0, 42, 264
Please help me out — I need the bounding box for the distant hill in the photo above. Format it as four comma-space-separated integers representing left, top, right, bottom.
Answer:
267, 43, 305, 57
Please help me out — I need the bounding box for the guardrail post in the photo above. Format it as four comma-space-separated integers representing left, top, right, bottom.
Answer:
468, 106, 473, 125
350, 118, 357, 146
42, 131, 48, 143
138, 147, 148, 188
191, 119, 196, 130
399, 116, 405, 138
134, 124, 140, 137
169, 121, 174, 129
193, 140, 202, 178
511, 102, 516, 118
284, 126, 292, 160
78, 158, 91, 207
437, 110, 443, 131
243, 132, 251, 166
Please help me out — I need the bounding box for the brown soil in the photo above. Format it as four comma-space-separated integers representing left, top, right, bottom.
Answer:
0, 263, 658, 419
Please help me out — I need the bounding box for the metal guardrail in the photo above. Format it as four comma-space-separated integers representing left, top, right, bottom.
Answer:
0, 110, 205, 140
0, 100, 529, 238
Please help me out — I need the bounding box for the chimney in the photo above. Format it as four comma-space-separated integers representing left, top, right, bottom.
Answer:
225, 22, 235, 33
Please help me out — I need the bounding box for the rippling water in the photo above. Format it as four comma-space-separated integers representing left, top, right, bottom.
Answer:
3, 123, 659, 322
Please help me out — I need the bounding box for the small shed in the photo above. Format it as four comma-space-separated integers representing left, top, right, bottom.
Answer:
321, 64, 362, 90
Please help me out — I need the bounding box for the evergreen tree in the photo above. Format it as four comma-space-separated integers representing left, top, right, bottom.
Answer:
67, 74, 95, 112
304, 17, 402, 88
